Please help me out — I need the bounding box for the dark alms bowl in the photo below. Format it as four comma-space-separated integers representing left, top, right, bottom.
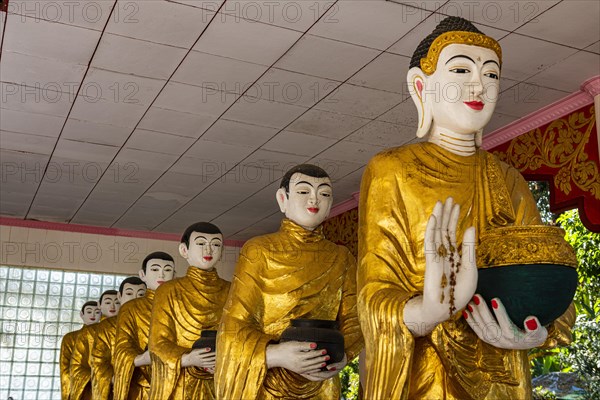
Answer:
476, 226, 578, 327
280, 319, 345, 370
192, 330, 217, 351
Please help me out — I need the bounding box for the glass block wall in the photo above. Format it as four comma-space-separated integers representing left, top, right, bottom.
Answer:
0, 265, 128, 400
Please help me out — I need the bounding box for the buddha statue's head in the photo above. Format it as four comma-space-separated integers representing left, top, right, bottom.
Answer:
139, 251, 176, 291
80, 300, 100, 325
276, 164, 333, 231
99, 289, 120, 318
179, 222, 223, 271
117, 276, 147, 306
407, 16, 502, 147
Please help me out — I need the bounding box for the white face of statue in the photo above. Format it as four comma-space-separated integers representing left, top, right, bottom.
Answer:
117, 283, 146, 306
179, 232, 223, 271
100, 293, 120, 318
140, 258, 175, 291
426, 43, 500, 135
80, 305, 101, 325
276, 173, 333, 231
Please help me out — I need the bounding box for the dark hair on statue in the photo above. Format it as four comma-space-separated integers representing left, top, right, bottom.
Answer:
142, 251, 174, 273
279, 164, 330, 194
180, 222, 222, 247
118, 276, 146, 295
80, 300, 98, 314
410, 16, 485, 69
99, 289, 118, 304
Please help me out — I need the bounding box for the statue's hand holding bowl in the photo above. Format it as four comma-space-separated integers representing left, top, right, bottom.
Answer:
464, 295, 548, 350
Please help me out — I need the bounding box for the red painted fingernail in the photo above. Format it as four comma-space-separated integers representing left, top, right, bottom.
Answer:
526, 318, 538, 330
330, 367, 336, 371
310, 343, 317, 349
467, 305, 473, 312
473, 296, 480, 305
325, 356, 330, 361
321, 363, 327, 367
321, 350, 327, 355
463, 311, 468, 319
491, 299, 498, 309
205, 347, 210, 351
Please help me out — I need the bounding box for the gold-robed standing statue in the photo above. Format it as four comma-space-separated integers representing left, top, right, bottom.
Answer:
216, 164, 363, 399
69, 290, 120, 400
357, 17, 575, 400
91, 277, 147, 400
148, 222, 230, 400
113, 252, 176, 400
60, 301, 100, 400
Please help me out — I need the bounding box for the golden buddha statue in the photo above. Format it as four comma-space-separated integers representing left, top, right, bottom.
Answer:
148, 222, 230, 400
216, 164, 363, 399
69, 290, 120, 400
91, 277, 146, 399
60, 301, 100, 400
357, 16, 574, 400
113, 252, 176, 400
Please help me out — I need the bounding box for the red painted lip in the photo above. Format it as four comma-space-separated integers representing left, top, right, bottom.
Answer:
157, 280, 165, 285
307, 207, 319, 213
464, 101, 484, 110
90, 318, 96, 321
203, 256, 213, 261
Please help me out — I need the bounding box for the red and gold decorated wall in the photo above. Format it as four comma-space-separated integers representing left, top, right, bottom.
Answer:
322, 208, 359, 259
490, 104, 600, 232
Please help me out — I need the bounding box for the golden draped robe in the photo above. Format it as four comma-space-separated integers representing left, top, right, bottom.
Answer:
91, 315, 117, 400
215, 218, 363, 400
148, 267, 230, 400
60, 328, 81, 400
70, 321, 101, 400
113, 290, 155, 400
358, 142, 575, 400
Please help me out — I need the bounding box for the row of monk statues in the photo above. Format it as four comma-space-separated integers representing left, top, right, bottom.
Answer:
59, 17, 577, 400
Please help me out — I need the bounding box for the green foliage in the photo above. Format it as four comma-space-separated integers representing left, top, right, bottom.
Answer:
340, 357, 360, 400
533, 386, 558, 400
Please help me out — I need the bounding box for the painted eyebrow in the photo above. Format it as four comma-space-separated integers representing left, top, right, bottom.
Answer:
445, 55, 475, 65
192, 234, 207, 241
483, 60, 500, 68
294, 181, 316, 187
318, 183, 332, 189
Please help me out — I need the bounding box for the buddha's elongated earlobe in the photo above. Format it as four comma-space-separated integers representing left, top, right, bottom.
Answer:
475, 129, 483, 147
407, 67, 433, 139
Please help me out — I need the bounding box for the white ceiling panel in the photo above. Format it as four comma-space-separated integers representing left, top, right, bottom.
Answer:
387, 14, 440, 56
527, 50, 600, 93
61, 119, 132, 147
154, 82, 238, 116
81, 68, 164, 107
393, 1, 446, 12
287, 109, 370, 139
0, 109, 65, 137
247, 68, 341, 107
201, 119, 278, 147
517, 1, 599, 49
262, 130, 337, 157
69, 96, 148, 128
586, 41, 600, 54
317, 140, 385, 164
92, 33, 187, 79
314, 84, 404, 119
222, 97, 308, 129
0, 51, 87, 90
193, 12, 302, 65
306, 157, 363, 181
275, 34, 380, 81
499, 33, 579, 81
377, 98, 419, 126
309, 0, 428, 50
1, 82, 74, 117
138, 106, 216, 138
8, 0, 114, 31
172, 51, 268, 94
495, 82, 570, 118
106, 0, 215, 48
434, 0, 559, 31
219, 0, 333, 32
125, 129, 196, 155
242, 149, 307, 173
184, 139, 256, 168
0, 131, 57, 155
3, 14, 101, 64
346, 120, 415, 147
348, 52, 411, 94
53, 139, 119, 164
483, 112, 520, 135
